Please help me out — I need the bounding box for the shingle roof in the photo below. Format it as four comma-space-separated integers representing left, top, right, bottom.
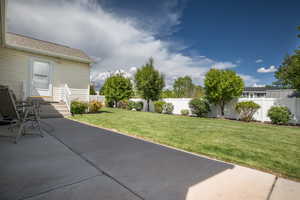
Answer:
5, 32, 93, 63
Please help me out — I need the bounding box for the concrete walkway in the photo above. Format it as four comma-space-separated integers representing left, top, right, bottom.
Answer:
0, 118, 299, 200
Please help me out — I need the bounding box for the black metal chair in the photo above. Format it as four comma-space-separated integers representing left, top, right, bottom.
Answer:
0, 86, 43, 143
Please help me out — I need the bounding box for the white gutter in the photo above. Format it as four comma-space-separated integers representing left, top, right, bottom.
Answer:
0, 0, 7, 47
5, 43, 93, 64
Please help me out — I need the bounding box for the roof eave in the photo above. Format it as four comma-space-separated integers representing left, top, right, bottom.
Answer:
5, 43, 93, 64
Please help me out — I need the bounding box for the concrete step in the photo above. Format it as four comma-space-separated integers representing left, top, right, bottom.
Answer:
39, 101, 70, 118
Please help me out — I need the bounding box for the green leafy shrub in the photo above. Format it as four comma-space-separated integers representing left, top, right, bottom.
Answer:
267, 106, 292, 125
154, 101, 166, 113
117, 100, 129, 109
135, 101, 144, 111
163, 102, 174, 114
235, 101, 260, 122
71, 101, 88, 114
89, 100, 102, 113
128, 100, 136, 110
181, 109, 189, 116
189, 98, 210, 117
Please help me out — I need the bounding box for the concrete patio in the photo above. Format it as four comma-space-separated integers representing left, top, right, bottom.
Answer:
0, 118, 299, 200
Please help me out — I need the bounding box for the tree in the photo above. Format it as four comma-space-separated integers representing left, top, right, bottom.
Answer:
102, 74, 133, 107
274, 26, 300, 92
204, 69, 244, 117
89, 84, 96, 95
191, 85, 204, 98
160, 89, 175, 98
135, 58, 165, 111
173, 76, 195, 97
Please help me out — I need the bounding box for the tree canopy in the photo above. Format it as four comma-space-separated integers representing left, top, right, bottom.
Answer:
204, 69, 244, 116
172, 76, 204, 98
102, 74, 133, 106
173, 76, 194, 97
135, 58, 165, 111
274, 26, 300, 92
89, 84, 96, 95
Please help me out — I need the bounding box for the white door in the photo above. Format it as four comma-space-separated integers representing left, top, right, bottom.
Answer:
30, 60, 52, 97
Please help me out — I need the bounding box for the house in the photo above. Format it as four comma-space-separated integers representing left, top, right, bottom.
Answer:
242, 87, 299, 98
0, 0, 93, 116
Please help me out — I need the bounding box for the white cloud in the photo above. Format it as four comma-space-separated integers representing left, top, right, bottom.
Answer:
239, 74, 260, 86
257, 65, 277, 73
255, 59, 263, 63
253, 83, 266, 87
8, 0, 257, 88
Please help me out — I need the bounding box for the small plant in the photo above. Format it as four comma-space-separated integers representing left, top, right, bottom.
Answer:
128, 100, 136, 110
117, 100, 129, 109
135, 101, 144, 111
154, 101, 166, 113
181, 109, 189, 116
71, 101, 88, 115
267, 106, 292, 125
163, 102, 174, 114
235, 101, 260, 122
189, 98, 210, 117
89, 100, 102, 113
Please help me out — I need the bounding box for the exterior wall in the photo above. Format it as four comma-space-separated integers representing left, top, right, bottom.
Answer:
0, 47, 90, 101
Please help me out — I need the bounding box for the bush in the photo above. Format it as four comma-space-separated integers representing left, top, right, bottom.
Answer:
89, 100, 102, 113
163, 102, 174, 114
189, 98, 210, 117
154, 101, 166, 113
105, 99, 114, 107
135, 101, 144, 111
267, 106, 292, 125
71, 101, 88, 114
127, 100, 144, 111
117, 100, 129, 109
128, 100, 136, 110
181, 109, 189, 116
235, 101, 260, 122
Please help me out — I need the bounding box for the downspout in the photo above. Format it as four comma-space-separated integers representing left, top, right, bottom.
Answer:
0, 0, 7, 47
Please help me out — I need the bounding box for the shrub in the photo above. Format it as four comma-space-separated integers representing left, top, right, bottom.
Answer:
154, 101, 166, 113
181, 109, 189, 116
128, 100, 136, 110
163, 102, 174, 114
189, 98, 210, 117
117, 100, 129, 109
267, 106, 292, 125
235, 101, 260, 122
135, 101, 144, 111
71, 101, 88, 114
89, 100, 102, 113
105, 99, 114, 107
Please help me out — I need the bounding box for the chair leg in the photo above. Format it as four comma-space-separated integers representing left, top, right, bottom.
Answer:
15, 121, 26, 144
14, 110, 29, 144
36, 119, 44, 137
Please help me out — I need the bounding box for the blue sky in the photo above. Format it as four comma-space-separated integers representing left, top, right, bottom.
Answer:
8, 0, 300, 87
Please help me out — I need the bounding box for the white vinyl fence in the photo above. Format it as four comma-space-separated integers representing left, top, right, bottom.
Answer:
90, 95, 300, 124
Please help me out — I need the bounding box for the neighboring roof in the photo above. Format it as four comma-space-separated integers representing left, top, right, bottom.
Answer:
244, 87, 268, 92
5, 32, 93, 64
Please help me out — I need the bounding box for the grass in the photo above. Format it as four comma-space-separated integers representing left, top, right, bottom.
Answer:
70, 108, 300, 181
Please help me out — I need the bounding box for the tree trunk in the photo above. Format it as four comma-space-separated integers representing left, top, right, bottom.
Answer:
147, 100, 150, 112
220, 101, 225, 118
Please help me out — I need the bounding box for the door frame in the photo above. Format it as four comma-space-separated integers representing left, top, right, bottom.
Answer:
28, 57, 54, 97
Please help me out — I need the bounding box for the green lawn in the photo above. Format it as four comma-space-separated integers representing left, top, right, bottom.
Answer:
70, 108, 300, 180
